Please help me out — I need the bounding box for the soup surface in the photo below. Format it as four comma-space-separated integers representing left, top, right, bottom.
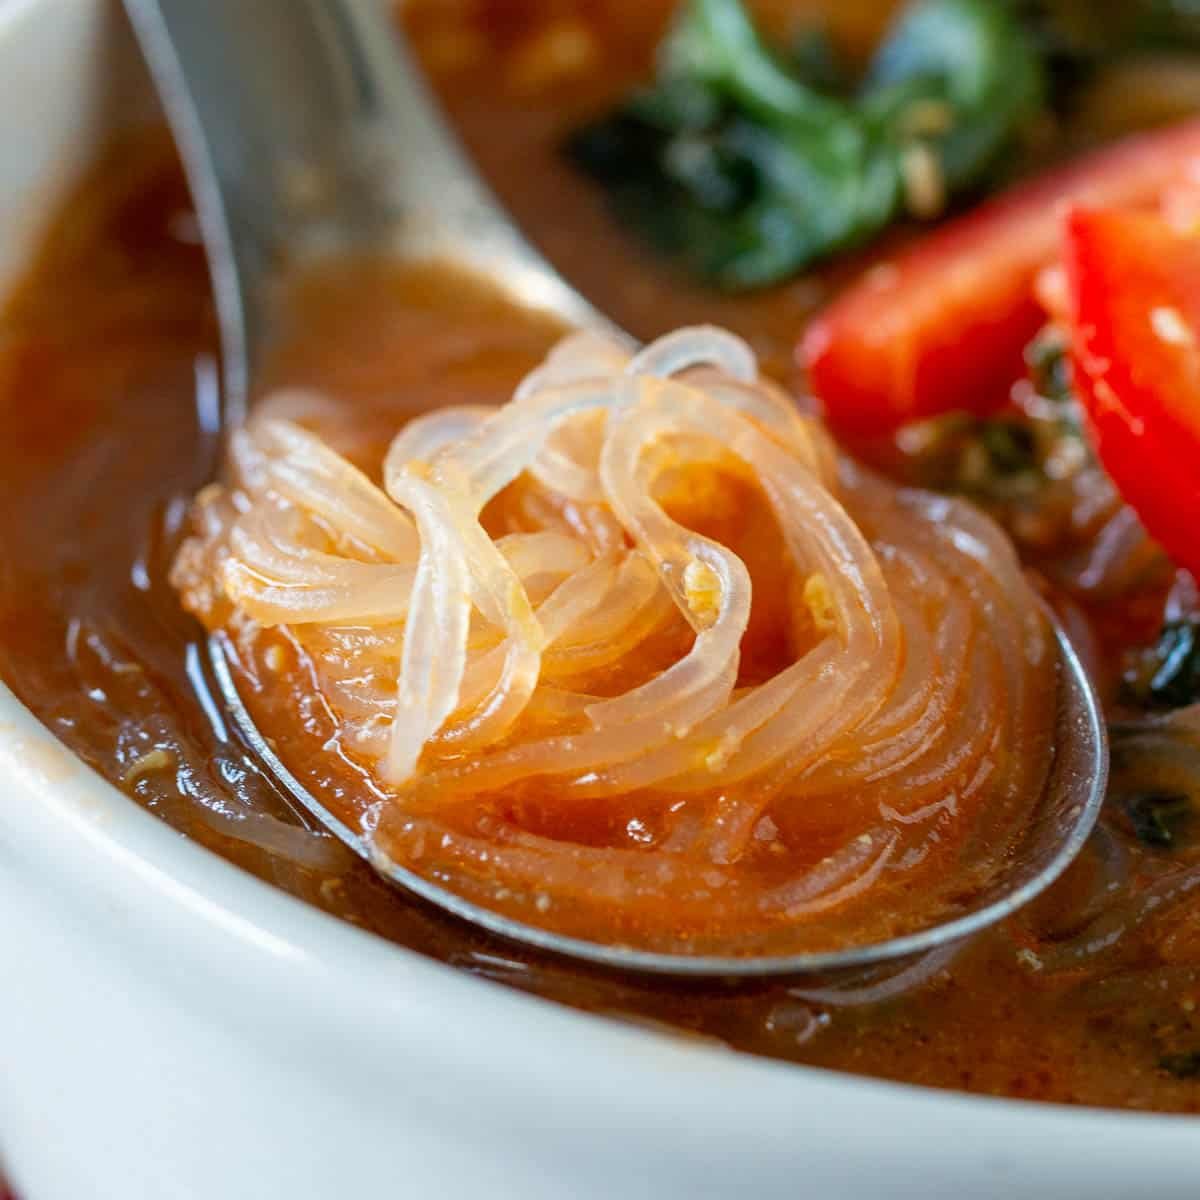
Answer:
3, 1, 1200, 1112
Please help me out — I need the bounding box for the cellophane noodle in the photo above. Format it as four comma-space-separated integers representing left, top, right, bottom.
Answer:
173, 325, 1057, 955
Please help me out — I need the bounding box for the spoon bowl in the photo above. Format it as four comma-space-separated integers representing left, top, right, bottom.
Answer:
126, 0, 1108, 979
209, 618, 1106, 979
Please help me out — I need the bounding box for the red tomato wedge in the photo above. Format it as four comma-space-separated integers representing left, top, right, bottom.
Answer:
1064, 207, 1200, 580
802, 117, 1200, 438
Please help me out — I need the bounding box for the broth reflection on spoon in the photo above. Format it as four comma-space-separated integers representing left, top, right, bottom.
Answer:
125, 0, 1107, 978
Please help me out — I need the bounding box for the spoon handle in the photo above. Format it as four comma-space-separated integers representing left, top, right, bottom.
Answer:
123, 0, 604, 420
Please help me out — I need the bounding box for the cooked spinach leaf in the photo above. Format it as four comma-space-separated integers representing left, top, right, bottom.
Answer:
1012, 0, 1200, 59
1135, 1, 1200, 45
1121, 790, 1194, 849
1024, 328, 1075, 411
1125, 619, 1200, 710
785, 29, 849, 96
1004, 0, 1200, 117
863, 0, 1045, 192
1159, 1050, 1200, 1080
568, 0, 1044, 288
977, 419, 1039, 477
1107, 714, 1200, 858
900, 326, 1088, 510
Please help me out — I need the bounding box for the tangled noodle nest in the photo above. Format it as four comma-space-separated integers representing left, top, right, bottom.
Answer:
174, 325, 1056, 952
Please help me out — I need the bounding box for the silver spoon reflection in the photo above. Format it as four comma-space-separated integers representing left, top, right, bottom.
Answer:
124, 0, 1108, 978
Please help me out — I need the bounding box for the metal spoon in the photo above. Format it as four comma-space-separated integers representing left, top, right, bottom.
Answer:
124, 0, 1108, 979
123, 0, 611, 422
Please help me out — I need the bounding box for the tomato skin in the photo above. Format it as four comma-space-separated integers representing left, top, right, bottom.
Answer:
802, 116, 1200, 438
1065, 206, 1200, 580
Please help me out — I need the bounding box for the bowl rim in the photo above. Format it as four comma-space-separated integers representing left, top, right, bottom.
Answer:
6, 674, 1200, 1138
9, 669, 1200, 1182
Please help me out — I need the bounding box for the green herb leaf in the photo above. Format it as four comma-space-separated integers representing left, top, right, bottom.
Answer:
901, 325, 1090, 505
568, 0, 1045, 288
1159, 1050, 1200, 1079
979, 419, 1039, 476
1014, 0, 1200, 57
864, 0, 1045, 191
1000, 0, 1200, 116
785, 29, 849, 95
1025, 329, 1075, 409
659, 0, 847, 131
1133, 1, 1200, 46
1125, 619, 1200, 710
1121, 790, 1194, 849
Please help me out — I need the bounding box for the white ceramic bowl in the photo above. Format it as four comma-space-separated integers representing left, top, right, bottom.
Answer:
0, 3, 1197, 1197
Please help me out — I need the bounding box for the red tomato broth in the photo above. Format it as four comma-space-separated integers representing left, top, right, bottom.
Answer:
1, 32, 1200, 1108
